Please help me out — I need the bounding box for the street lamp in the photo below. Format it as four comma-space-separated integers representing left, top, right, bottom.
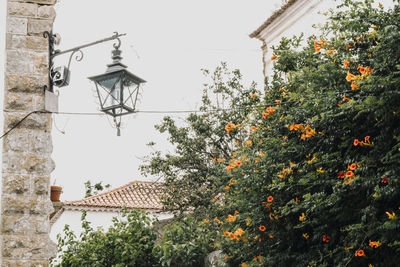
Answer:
88, 39, 146, 135
44, 32, 145, 135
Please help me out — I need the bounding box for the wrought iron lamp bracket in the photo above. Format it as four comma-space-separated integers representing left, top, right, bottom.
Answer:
43, 31, 126, 92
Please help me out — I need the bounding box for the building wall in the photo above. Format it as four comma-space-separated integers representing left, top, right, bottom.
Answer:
3, 0, 58, 265
256, 0, 394, 79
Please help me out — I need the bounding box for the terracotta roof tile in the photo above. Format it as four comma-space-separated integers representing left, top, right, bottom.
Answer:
64, 181, 164, 210
249, 0, 299, 38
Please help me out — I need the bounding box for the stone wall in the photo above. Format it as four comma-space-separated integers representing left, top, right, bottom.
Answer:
2, 0, 57, 266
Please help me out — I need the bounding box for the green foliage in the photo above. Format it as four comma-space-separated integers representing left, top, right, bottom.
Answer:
84, 180, 111, 197
141, 62, 262, 217
52, 210, 157, 267
143, 0, 400, 266
219, 1, 400, 266
154, 216, 216, 267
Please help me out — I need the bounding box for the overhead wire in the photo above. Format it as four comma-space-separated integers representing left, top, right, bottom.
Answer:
0, 87, 371, 140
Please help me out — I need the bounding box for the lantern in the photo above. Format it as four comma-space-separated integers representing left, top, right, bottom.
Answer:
88, 42, 145, 118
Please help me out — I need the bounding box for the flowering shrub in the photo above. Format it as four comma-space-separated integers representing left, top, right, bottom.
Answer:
218, 0, 400, 266
143, 0, 400, 266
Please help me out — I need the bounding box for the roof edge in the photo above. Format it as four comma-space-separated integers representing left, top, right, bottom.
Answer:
249, 0, 299, 38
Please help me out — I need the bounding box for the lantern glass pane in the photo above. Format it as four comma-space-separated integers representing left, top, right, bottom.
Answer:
122, 78, 139, 111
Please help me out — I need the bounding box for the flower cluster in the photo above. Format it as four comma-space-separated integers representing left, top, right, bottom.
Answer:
354, 136, 373, 146
225, 123, 241, 133
262, 106, 277, 119
289, 124, 316, 140
314, 39, 327, 53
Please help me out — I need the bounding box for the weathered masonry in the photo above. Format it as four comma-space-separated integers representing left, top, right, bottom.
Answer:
2, 0, 58, 265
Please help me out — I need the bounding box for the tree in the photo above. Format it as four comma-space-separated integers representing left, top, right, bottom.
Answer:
141, 62, 262, 217
52, 210, 158, 267
84, 180, 111, 197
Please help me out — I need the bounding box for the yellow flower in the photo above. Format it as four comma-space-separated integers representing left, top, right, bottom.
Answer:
245, 140, 253, 147
302, 233, 309, 239
299, 213, 306, 222
246, 217, 251, 226
386, 211, 396, 219
317, 168, 325, 173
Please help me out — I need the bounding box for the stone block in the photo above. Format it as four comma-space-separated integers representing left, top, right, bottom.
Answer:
1, 195, 30, 215
4, 93, 34, 111
9, 35, 48, 51
3, 128, 29, 152
2, 214, 33, 234
5, 74, 47, 94
6, 50, 34, 75
4, 112, 51, 131
1, 214, 50, 235
2, 235, 56, 260
29, 197, 54, 215
6, 17, 27, 35
2, 174, 30, 194
2, 260, 30, 267
33, 94, 45, 110
2, 151, 54, 175
29, 130, 52, 153
33, 52, 48, 76
33, 175, 50, 195
27, 19, 53, 35
37, 5, 55, 19
8, 2, 37, 17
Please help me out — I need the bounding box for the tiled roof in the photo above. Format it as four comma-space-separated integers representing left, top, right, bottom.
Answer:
64, 181, 164, 210
249, 0, 299, 38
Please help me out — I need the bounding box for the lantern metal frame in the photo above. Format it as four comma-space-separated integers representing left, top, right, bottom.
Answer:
43, 31, 146, 135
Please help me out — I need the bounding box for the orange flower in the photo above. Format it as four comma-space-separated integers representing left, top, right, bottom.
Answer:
343, 95, 351, 102
346, 71, 357, 82
355, 249, 365, 257
250, 93, 258, 99
234, 228, 244, 236
241, 263, 248, 267
382, 177, 388, 183
259, 225, 266, 231
224, 231, 229, 236
259, 151, 265, 156
262, 111, 268, 119
250, 126, 257, 131
348, 163, 357, 170
365, 136, 370, 142
228, 214, 236, 222
225, 185, 230, 190
270, 53, 277, 61
299, 213, 306, 222
267, 196, 274, 202
236, 160, 242, 166
217, 158, 225, 163
345, 171, 355, 178
204, 219, 210, 223
354, 139, 360, 146
386, 211, 396, 219
246, 217, 251, 226
234, 210, 239, 215
303, 233, 309, 239
229, 233, 236, 240
351, 81, 359, 90
369, 240, 382, 248
338, 172, 345, 178
245, 140, 253, 146
323, 235, 331, 242
343, 61, 350, 69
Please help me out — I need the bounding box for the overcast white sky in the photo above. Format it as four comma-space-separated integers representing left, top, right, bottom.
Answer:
1, 0, 283, 200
